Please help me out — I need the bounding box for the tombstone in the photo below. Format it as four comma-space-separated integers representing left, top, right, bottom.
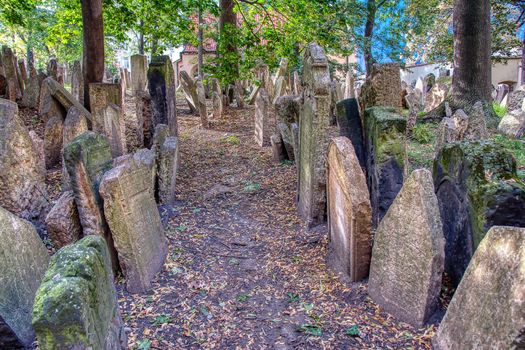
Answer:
148, 56, 177, 135
495, 83, 510, 104
39, 77, 91, 123
46, 58, 58, 81
433, 140, 525, 286
424, 82, 449, 112
63, 131, 118, 272
97, 104, 126, 158
212, 90, 223, 119
45, 190, 82, 249
435, 109, 469, 151
19, 72, 42, 108
254, 88, 270, 147
39, 79, 68, 123
290, 123, 300, 164
234, 80, 245, 108
196, 80, 209, 128
276, 123, 294, 161
29, 130, 46, 177
364, 107, 406, 228
369, 169, 444, 327
248, 84, 260, 105
131, 54, 148, 94
1, 46, 21, 100
275, 94, 301, 124
326, 137, 371, 282
17, 59, 27, 85
335, 98, 365, 169
505, 89, 525, 112
344, 70, 355, 99
159, 136, 179, 204
119, 68, 127, 93
498, 109, 525, 138
100, 153, 168, 294
62, 106, 89, 189
0, 99, 48, 221
179, 71, 198, 113
297, 43, 332, 226
0, 206, 50, 349
274, 58, 289, 84
44, 116, 64, 169
70, 60, 84, 104
273, 76, 287, 104
32, 236, 126, 350
433, 226, 525, 350
0, 74, 6, 98
270, 134, 287, 163
136, 90, 153, 147
360, 63, 402, 110
464, 101, 489, 140
89, 82, 123, 112
293, 70, 302, 96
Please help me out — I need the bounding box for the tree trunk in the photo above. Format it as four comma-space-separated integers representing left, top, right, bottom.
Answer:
219, 0, 238, 82
521, 35, 525, 86
451, 0, 492, 106
81, 0, 105, 109
139, 20, 145, 55
198, 8, 204, 80
364, 0, 376, 77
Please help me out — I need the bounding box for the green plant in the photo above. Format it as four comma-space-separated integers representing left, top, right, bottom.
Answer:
298, 324, 322, 337
493, 134, 525, 178
221, 135, 240, 146
236, 293, 250, 302
412, 123, 433, 144
151, 314, 171, 326
346, 325, 360, 337
492, 102, 507, 118
287, 293, 300, 303
243, 181, 261, 192
136, 339, 152, 350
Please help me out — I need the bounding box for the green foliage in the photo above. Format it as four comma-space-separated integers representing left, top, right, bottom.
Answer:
221, 135, 240, 146
287, 293, 300, 303
236, 293, 250, 302
150, 314, 171, 326
136, 339, 152, 350
493, 134, 525, 178
412, 123, 433, 144
346, 325, 360, 337
298, 324, 322, 337
492, 102, 507, 118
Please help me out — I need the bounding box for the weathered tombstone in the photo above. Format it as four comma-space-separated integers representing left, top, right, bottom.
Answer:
360, 63, 402, 110
19, 72, 41, 108
131, 54, 148, 94
435, 109, 469, 151
335, 98, 365, 169
62, 106, 89, 189
297, 43, 332, 226
136, 90, 153, 147
248, 84, 260, 105
0, 206, 50, 349
326, 137, 371, 282
344, 70, 355, 99
17, 59, 27, 85
1, 46, 21, 100
254, 88, 270, 147
63, 131, 118, 271
276, 123, 295, 160
369, 169, 445, 327
0, 99, 48, 221
364, 107, 406, 228
148, 56, 177, 135
424, 82, 449, 112
45, 190, 82, 249
29, 130, 46, 177
212, 90, 223, 119
433, 140, 525, 286
196, 80, 209, 128
89, 82, 123, 112
498, 109, 525, 138
506, 89, 525, 112
44, 116, 64, 168
179, 71, 198, 113
270, 134, 287, 163
273, 76, 287, 104
158, 136, 179, 203
464, 101, 489, 140
433, 226, 525, 350
495, 83, 509, 104
32, 235, 126, 350
275, 94, 301, 124
39, 77, 91, 123
234, 80, 245, 108
70, 60, 84, 104
46, 58, 58, 81
100, 153, 168, 293
290, 123, 300, 164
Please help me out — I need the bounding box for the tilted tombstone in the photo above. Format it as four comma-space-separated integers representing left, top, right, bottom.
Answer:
45, 190, 82, 249
360, 63, 402, 110
43, 116, 64, 169
39, 77, 92, 124
100, 154, 168, 293
179, 71, 198, 113
63, 131, 118, 272
275, 94, 301, 159
273, 76, 287, 105
196, 80, 209, 128
254, 88, 270, 147
62, 106, 89, 189
297, 43, 332, 226
0, 98, 48, 221
270, 134, 288, 163
131, 54, 148, 94
369, 169, 444, 327
32, 236, 127, 350
0, 206, 50, 349
70, 60, 84, 104
326, 137, 372, 282
293, 70, 302, 96
364, 107, 406, 228
148, 56, 178, 135
505, 89, 525, 112
335, 98, 365, 170
433, 226, 525, 350
498, 109, 525, 138
1, 46, 21, 101
433, 140, 525, 286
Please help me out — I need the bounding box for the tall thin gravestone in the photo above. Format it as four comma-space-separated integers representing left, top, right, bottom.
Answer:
148, 56, 177, 136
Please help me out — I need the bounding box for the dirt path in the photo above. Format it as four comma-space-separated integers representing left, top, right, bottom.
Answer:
118, 105, 435, 349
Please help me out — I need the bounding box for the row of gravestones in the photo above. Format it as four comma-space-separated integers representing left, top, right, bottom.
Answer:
0, 53, 182, 348
325, 62, 525, 347
251, 43, 525, 347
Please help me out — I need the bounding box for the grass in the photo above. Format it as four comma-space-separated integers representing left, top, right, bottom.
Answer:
492, 102, 507, 118
407, 122, 438, 171
494, 134, 525, 179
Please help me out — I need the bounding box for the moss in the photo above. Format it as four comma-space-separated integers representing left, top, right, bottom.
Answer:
365, 107, 406, 166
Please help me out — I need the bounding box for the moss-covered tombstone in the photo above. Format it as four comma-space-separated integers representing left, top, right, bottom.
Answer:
364, 107, 407, 228
32, 235, 126, 350
433, 140, 525, 286
147, 56, 177, 136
